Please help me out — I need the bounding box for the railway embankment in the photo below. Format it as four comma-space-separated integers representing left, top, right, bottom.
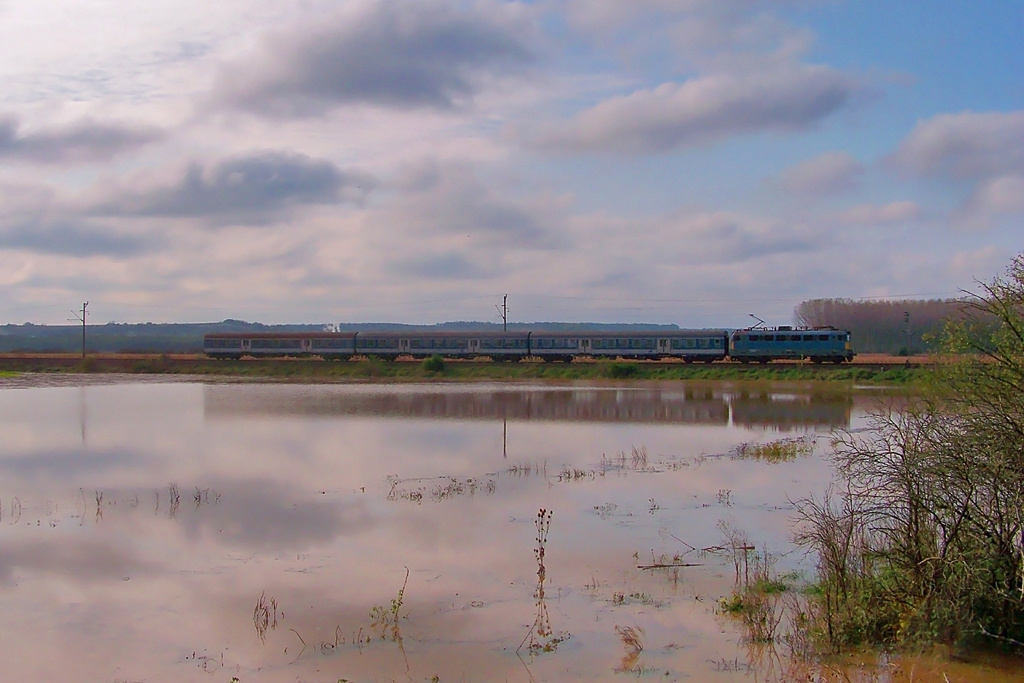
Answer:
0, 352, 930, 384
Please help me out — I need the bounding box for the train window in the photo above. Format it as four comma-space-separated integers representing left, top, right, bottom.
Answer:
749, 334, 761, 342
314, 338, 346, 349
763, 334, 774, 342
713, 338, 722, 348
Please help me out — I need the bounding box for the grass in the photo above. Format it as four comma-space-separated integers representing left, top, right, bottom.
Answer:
0, 354, 928, 385
732, 436, 816, 463
719, 548, 789, 645
369, 567, 409, 642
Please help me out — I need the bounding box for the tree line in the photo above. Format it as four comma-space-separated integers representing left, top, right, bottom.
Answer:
793, 298, 973, 354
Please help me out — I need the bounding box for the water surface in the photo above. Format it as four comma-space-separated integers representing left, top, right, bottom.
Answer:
0, 376, 875, 681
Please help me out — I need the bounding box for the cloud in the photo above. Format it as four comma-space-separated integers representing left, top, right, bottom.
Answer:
382, 160, 565, 250
835, 201, 921, 226
0, 184, 157, 257
891, 111, 1024, 228
0, 219, 154, 257
892, 110, 1024, 180
0, 114, 162, 163
655, 209, 826, 265
524, 65, 859, 154
773, 151, 863, 195
955, 174, 1024, 230
565, 0, 817, 69
211, 0, 533, 117
89, 152, 373, 224
396, 251, 488, 280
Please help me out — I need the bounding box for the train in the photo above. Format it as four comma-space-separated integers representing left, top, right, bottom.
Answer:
203, 326, 854, 364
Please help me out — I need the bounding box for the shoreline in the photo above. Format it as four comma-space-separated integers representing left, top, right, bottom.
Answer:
0, 352, 929, 384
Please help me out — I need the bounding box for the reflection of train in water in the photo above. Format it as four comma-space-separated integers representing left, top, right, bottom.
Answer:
203, 385, 855, 429
204, 327, 854, 364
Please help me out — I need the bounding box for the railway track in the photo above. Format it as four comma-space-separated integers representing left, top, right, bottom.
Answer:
0, 352, 931, 373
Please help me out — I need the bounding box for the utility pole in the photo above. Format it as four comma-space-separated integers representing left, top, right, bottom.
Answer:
903, 310, 911, 355
71, 302, 88, 359
496, 294, 508, 331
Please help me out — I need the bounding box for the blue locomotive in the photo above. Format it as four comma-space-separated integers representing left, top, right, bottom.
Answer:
729, 326, 853, 364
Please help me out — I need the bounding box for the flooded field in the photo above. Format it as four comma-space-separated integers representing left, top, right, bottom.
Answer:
0, 376, 940, 681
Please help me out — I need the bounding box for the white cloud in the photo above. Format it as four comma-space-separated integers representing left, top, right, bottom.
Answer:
892, 111, 1024, 229
955, 174, 1024, 230
523, 65, 859, 154
893, 110, 1024, 180
211, 0, 534, 118
773, 151, 863, 195
836, 201, 921, 226
0, 114, 163, 164
85, 152, 373, 225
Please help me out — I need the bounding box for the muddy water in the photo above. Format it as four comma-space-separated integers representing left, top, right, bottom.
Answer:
0, 377, 920, 681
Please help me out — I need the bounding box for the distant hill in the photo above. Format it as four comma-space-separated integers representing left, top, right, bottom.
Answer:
0, 320, 682, 353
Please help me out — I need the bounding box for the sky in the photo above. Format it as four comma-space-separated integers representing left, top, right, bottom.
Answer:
0, 0, 1021, 328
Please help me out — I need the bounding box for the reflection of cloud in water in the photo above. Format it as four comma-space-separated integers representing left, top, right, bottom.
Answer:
204, 383, 856, 429
172, 478, 375, 553
0, 446, 138, 479
0, 537, 158, 585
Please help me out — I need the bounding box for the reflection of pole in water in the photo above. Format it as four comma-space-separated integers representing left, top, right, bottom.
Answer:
79, 386, 87, 446
503, 416, 507, 458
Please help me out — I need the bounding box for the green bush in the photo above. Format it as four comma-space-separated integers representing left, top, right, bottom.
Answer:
607, 362, 639, 379
422, 354, 446, 373
795, 254, 1024, 653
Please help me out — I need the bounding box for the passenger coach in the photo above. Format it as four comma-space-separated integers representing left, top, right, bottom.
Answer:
203, 329, 730, 362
